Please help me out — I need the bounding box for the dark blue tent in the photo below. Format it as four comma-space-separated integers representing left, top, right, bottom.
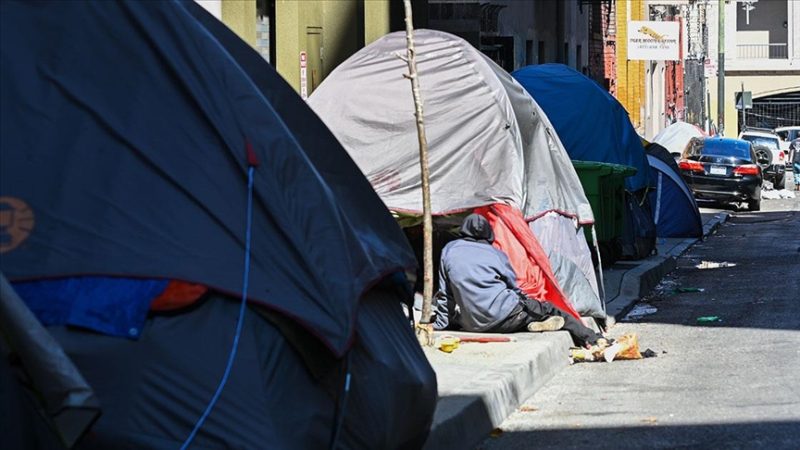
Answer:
0, 0, 410, 357
646, 153, 703, 238
0, 0, 435, 447
512, 64, 650, 192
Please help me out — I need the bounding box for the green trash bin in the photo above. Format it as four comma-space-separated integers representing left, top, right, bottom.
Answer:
572, 161, 637, 244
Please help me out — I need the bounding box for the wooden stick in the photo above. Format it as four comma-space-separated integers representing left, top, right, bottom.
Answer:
403, 0, 434, 346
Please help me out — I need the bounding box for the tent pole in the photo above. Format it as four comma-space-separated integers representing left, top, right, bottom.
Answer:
403, 0, 434, 347
591, 226, 607, 319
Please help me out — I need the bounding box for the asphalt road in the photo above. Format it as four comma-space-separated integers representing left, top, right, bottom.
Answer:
480, 183, 800, 449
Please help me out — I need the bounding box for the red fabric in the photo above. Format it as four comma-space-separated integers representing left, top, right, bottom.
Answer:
245, 138, 260, 167
150, 280, 208, 311
474, 204, 580, 320
459, 336, 511, 343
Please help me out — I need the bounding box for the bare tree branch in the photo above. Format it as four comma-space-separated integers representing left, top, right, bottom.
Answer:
403, 0, 434, 347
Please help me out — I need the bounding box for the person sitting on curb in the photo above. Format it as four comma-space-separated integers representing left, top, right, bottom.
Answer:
433, 213, 607, 349
790, 138, 800, 191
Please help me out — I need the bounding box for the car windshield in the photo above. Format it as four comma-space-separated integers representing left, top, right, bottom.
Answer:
690, 139, 751, 159
741, 135, 779, 149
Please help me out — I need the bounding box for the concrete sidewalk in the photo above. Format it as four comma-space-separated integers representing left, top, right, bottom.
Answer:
422, 211, 730, 450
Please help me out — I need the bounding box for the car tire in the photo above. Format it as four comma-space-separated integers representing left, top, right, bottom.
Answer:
774, 174, 785, 189
748, 198, 761, 211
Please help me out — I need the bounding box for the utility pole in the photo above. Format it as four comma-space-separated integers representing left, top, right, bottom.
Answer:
717, 0, 725, 135
403, 0, 434, 347
740, 82, 746, 132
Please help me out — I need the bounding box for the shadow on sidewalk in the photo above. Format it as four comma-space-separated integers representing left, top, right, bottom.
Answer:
480, 420, 800, 450
424, 393, 494, 450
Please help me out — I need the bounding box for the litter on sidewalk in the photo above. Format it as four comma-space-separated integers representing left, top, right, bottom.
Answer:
459, 336, 512, 343
762, 189, 796, 200
696, 261, 736, 269
570, 333, 651, 363
674, 287, 705, 293
696, 316, 721, 323
436, 335, 514, 353
623, 303, 657, 321
438, 336, 460, 353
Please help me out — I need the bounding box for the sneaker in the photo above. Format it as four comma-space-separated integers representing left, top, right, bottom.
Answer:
527, 316, 565, 332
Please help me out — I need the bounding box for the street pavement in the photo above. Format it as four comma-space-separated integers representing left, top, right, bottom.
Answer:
479, 184, 800, 449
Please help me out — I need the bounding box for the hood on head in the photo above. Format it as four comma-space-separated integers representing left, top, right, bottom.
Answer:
459, 213, 494, 244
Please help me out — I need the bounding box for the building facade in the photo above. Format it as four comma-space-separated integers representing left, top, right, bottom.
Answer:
195, 0, 795, 140
196, 0, 606, 102
425, 0, 590, 73
588, 0, 618, 94
614, 0, 647, 132
196, 0, 399, 96
640, 1, 688, 139
705, 0, 800, 135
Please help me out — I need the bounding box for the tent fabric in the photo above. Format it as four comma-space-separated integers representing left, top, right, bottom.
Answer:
620, 191, 657, 260
647, 155, 703, 238
0, 0, 416, 356
309, 30, 603, 318
494, 62, 595, 224
308, 30, 593, 224
653, 121, 706, 158
474, 204, 580, 320
647, 142, 680, 173
529, 212, 604, 318
512, 64, 650, 192
3, 290, 436, 449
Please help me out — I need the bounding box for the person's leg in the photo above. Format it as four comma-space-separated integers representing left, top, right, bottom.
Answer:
794, 163, 800, 190
487, 303, 531, 333
518, 297, 603, 346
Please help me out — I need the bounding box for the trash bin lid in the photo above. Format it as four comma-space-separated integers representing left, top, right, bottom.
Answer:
572, 160, 636, 177
572, 160, 614, 175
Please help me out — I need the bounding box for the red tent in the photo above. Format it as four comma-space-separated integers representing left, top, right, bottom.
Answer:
475, 204, 580, 320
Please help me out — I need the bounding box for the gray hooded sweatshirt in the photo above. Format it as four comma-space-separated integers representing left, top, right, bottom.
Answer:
433, 214, 521, 331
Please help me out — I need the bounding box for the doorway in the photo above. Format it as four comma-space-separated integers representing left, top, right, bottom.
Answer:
306, 26, 322, 95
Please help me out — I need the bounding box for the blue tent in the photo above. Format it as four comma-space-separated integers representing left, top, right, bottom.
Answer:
1, 0, 411, 356
512, 64, 650, 192
0, 0, 435, 447
646, 153, 703, 238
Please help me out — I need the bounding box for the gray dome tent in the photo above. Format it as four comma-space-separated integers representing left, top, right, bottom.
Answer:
309, 30, 605, 318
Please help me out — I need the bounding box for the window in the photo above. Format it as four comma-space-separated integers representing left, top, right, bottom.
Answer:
563, 42, 569, 65
538, 41, 545, 64
741, 135, 779, 150
576, 44, 582, 70
526, 40, 534, 65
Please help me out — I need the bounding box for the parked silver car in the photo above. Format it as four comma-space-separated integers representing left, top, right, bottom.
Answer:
738, 128, 786, 188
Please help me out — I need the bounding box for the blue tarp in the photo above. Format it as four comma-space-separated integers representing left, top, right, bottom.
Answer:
12, 277, 168, 339
0, 0, 416, 357
512, 64, 650, 192
647, 155, 703, 238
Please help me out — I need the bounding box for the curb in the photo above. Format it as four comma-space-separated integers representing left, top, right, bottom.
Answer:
605, 212, 730, 324
423, 332, 573, 450
424, 212, 730, 450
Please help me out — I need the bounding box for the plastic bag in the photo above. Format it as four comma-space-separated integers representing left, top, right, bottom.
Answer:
570, 333, 643, 362
604, 333, 642, 361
